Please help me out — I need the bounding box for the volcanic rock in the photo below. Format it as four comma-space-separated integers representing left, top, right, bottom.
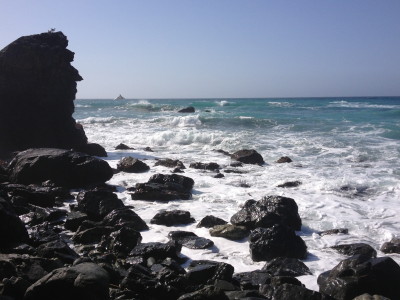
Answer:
249, 225, 307, 262
101, 207, 148, 231
318, 255, 400, 300
261, 257, 311, 277
150, 210, 195, 226
231, 149, 264, 165
197, 215, 228, 228
7, 148, 113, 188
0, 196, 29, 249
380, 237, 400, 254
178, 106, 195, 113
331, 243, 377, 258
24, 262, 110, 300
168, 231, 214, 249
115, 143, 134, 150
155, 158, 186, 169
117, 156, 150, 173
209, 224, 249, 240
76, 190, 124, 221
230, 196, 302, 231
129, 241, 182, 263
189, 162, 220, 171
0, 32, 90, 158
276, 156, 292, 163
277, 180, 302, 188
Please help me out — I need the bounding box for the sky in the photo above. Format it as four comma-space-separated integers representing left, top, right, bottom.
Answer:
1, 0, 400, 99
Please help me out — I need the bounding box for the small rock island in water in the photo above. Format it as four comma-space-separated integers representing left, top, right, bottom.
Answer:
0, 32, 399, 300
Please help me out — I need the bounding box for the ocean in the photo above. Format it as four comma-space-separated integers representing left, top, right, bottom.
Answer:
73, 97, 400, 291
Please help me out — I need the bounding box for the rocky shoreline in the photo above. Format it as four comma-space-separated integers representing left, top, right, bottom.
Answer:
1, 32, 400, 300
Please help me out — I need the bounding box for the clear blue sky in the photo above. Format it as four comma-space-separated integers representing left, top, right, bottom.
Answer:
1, 0, 400, 98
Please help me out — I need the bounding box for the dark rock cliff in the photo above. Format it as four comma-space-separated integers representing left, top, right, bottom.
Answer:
0, 31, 89, 158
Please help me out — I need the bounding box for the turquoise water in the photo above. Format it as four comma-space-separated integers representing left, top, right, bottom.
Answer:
73, 97, 400, 290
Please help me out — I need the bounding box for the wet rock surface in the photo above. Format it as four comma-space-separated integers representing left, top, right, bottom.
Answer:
231, 149, 264, 165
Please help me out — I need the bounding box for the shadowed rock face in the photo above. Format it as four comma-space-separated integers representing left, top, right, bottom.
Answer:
0, 31, 87, 158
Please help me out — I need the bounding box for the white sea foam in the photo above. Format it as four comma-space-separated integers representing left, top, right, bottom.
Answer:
217, 100, 231, 106
75, 99, 400, 292
268, 101, 294, 107
329, 101, 400, 109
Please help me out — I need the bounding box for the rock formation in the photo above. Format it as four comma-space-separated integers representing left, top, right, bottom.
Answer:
0, 31, 99, 158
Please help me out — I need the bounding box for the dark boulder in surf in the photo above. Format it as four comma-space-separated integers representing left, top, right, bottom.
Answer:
150, 210, 195, 226
276, 156, 292, 163
231, 149, 264, 165
318, 255, 400, 300
24, 262, 110, 300
230, 196, 302, 231
0, 31, 102, 158
7, 148, 113, 188
249, 225, 307, 262
381, 237, 400, 254
117, 156, 150, 173
178, 106, 195, 113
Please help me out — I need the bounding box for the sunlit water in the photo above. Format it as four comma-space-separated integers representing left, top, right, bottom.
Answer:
74, 97, 400, 291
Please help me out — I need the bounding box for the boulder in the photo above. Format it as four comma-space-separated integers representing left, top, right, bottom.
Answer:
318, 255, 400, 300
353, 294, 391, 300
178, 285, 229, 300
277, 181, 302, 188
178, 106, 195, 113
36, 239, 80, 264
197, 215, 228, 228
189, 162, 220, 171
209, 224, 249, 240
155, 158, 186, 169
150, 210, 195, 226
102, 207, 148, 231
380, 237, 400, 254
130, 173, 194, 201
168, 231, 214, 249
0, 197, 29, 249
230, 196, 302, 231
0, 31, 91, 158
231, 149, 264, 165
331, 243, 377, 258
129, 241, 182, 263
117, 157, 149, 173
64, 211, 88, 232
24, 262, 110, 300
249, 225, 307, 262
100, 227, 142, 256
260, 282, 331, 300
115, 143, 134, 150
186, 260, 234, 285
82, 143, 107, 157
276, 156, 293, 163
5, 184, 72, 208
7, 148, 113, 188
261, 257, 311, 277
232, 270, 271, 290
76, 190, 124, 221
72, 226, 114, 244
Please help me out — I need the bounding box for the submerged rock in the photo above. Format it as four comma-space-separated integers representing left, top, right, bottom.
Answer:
7, 148, 113, 188
189, 162, 220, 171
155, 158, 186, 169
